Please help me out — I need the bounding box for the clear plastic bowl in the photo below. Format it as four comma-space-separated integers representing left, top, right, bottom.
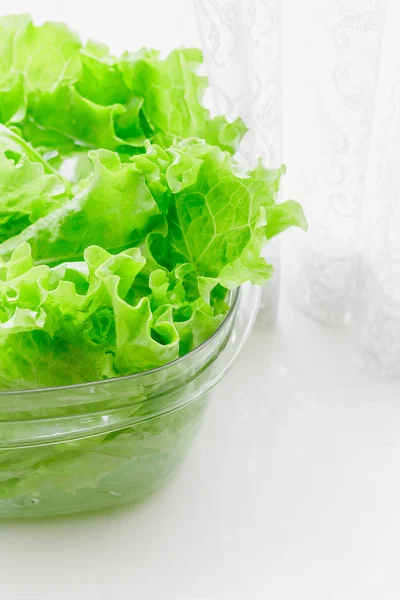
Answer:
0, 284, 260, 518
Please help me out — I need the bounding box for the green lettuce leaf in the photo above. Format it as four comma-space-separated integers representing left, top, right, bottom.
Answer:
0, 244, 113, 389
0, 74, 26, 124
119, 48, 247, 153
0, 243, 224, 388
0, 15, 246, 156
0, 125, 69, 242
0, 15, 81, 92
0, 149, 159, 264
0, 14, 82, 130
131, 140, 306, 287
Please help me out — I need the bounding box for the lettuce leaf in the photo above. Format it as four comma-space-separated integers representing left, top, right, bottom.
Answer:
131, 140, 306, 287
0, 15, 246, 156
0, 242, 224, 388
119, 48, 247, 153
0, 125, 69, 242
0, 148, 159, 264
0, 14, 81, 130
0, 15, 81, 92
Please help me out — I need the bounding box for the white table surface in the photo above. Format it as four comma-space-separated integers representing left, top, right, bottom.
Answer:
1, 293, 399, 600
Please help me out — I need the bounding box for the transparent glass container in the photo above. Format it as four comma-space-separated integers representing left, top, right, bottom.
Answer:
0, 284, 260, 518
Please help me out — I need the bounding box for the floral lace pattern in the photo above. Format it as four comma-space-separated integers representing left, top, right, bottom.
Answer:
286, 0, 400, 375
289, 0, 388, 327
352, 0, 400, 374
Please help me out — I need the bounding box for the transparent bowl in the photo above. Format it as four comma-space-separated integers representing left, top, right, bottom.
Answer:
0, 284, 260, 518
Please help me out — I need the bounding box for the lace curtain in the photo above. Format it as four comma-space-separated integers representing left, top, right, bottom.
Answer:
198, 0, 400, 376
282, 0, 400, 375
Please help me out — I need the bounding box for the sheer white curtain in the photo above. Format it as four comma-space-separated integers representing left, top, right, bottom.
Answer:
198, 0, 400, 375
283, 0, 400, 376
352, 0, 400, 374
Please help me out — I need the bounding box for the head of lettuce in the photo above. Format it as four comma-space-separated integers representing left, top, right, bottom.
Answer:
0, 14, 307, 390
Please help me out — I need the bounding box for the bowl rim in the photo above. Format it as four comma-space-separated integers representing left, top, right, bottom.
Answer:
0, 287, 241, 397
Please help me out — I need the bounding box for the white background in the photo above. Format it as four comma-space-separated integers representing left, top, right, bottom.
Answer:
1, 1, 400, 598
